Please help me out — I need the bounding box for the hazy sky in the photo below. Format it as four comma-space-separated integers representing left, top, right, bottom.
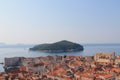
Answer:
0, 0, 120, 44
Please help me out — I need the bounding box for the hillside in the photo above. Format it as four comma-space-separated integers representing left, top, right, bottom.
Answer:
29, 40, 84, 53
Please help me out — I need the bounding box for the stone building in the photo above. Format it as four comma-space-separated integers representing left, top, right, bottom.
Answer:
4, 57, 25, 67
94, 52, 115, 63
115, 56, 120, 67
4, 57, 25, 72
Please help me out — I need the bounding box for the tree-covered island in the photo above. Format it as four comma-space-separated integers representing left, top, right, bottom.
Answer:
29, 40, 84, 53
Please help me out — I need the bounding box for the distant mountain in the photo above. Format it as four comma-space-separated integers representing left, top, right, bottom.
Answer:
82, 43, 120, 46
0, 42, 6, 45
0, 44, 34, 48
30, 40, 84, 53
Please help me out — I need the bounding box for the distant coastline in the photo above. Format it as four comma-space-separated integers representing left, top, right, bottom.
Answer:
83, 43, 120, 46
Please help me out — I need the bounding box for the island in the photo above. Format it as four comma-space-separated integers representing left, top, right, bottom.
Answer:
29, 40, 84, 53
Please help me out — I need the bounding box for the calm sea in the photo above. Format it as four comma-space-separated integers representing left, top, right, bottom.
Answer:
0, 44, 120, 72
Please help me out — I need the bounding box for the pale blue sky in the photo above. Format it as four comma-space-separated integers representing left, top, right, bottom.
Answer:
0, 0, 120, 44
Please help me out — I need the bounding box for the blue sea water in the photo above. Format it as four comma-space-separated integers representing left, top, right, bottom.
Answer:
0, 44, 120, 72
